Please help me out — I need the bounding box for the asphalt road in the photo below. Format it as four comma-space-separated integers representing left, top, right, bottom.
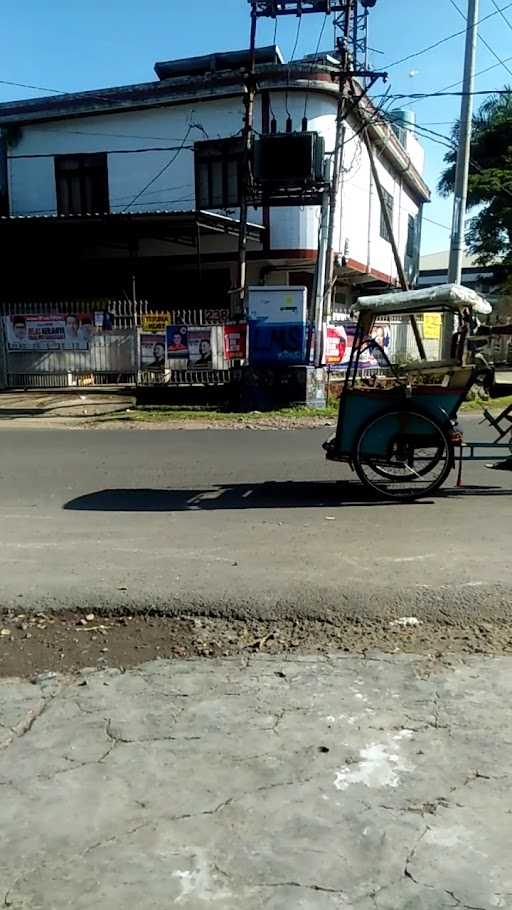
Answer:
1, 421, 511, 620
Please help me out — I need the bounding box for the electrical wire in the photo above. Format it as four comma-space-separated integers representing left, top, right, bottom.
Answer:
383, 1, 512, 69
121, 124, 195, 212
33, 127, 210, 142
404, 54, 512, 109
0, 79, 64, 94
371, 88, 512, 100
422, 216, 452, 231
303, 13, 329, 121
448, 0, 512, 80
268, 16, 279, 124
284, 14, 303, 119
7, 144, 195, 160
490, 0, 512, 32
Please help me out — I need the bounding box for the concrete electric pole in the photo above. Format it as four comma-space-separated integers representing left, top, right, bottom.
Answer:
443, 0, 479, 357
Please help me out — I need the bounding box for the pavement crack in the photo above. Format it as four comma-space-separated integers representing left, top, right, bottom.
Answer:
165, 776, 315, 824
404, 825, 430, 883
444, 891, 490, 910
259, 881, 345, 894
429, 690, 448, 730
82, 820, 151, 857
0, 688, 64, 752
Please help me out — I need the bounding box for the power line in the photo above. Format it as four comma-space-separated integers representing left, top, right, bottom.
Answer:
383, 1, 512, 69
121, 125, 195, 212
448, 0, 512, 79
303, 13, 329, 120
0, 79, 64, 94
423, 216, 452, 231
284, 14, 303, 118
407, 54, 512, 107
7, 144, 195, 160
268, 16, 279, 122
372, 88, 512, 100
490, 0, 512, 32
33, 127, 211, 142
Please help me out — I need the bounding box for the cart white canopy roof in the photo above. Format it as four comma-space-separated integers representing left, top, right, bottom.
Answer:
355, 283, 492, 317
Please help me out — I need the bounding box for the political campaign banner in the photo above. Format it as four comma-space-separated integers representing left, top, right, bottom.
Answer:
5, 314, 92, 351
140, 333, 166, 370
188, 327, 213, 368
166, 325, 189, 360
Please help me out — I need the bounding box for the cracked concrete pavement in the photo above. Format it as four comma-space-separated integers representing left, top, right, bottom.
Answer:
1, 654, 511, 909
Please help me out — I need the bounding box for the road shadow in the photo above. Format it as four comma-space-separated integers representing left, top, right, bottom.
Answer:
63, 481, 437, 512
63, 481, 512, 512
440, 484, 512, 498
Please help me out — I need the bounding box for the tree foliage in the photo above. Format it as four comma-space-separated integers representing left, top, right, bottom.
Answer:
438, 90, 512, 270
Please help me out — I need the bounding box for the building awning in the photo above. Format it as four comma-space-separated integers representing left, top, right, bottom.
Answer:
0, 209, 265, 243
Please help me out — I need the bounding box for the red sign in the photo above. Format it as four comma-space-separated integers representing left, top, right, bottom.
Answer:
324, 325, 348, 365
224, 324, 247, 359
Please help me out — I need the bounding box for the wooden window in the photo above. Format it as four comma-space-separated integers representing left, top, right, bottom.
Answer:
406, 213, 417, 259
379, 187, 394, 243
195, 139, 243, 209
55, 153, 109, 215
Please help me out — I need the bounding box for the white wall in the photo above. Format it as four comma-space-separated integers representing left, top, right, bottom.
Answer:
7, 87, 424, 282
7, 97, 251, 217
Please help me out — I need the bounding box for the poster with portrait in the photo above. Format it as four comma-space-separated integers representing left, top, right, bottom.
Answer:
188, 327, 213, 368
140, 333, 166, 371
4, 314, 91, 351
327, 321, 391, 370
166, 325, 188, 360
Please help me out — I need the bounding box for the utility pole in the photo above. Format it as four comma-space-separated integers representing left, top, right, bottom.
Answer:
443, 0, 479, 357
237, 11, 258, 317
242, 0, 383, 355
323, 1, 354, 339
313, 158, 332, 365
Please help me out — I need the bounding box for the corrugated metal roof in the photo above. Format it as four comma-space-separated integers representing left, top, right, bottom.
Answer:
0, 209, 264, 229
154, 47, 283, 80
420, 249, 497, 272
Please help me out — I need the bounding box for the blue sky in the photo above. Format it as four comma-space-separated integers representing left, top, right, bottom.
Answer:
2, 0, 512, 254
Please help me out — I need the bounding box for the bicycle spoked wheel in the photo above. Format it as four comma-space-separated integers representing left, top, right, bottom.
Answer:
354, 410, 453, 501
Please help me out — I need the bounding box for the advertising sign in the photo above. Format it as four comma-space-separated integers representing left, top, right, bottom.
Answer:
324, 325, 348, 365
423, 312, 442, 340
188, 327, 213, 368
5, 314, 92, 351
140, 333, 166, 370
141, 313, 170, 333
247, 286, 308, 366
224, 324, 247, 360
328, 321, 392, 370
204, 309, 230, 326
166, 325, 189, 360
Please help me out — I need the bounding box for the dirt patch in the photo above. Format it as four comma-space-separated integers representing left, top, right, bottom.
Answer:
1, 610, 511, 679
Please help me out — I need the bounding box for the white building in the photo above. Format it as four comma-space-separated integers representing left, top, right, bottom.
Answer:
0, 46, 429, 312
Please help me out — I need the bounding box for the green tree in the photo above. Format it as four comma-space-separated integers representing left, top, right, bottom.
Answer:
438, 90, 512, 270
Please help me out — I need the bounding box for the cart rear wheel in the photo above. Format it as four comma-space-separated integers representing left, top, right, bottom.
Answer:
354, 410, 453, 501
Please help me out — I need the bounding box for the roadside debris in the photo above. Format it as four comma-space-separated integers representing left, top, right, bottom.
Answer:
390, 617, 423, 629
0, 609, 510, 680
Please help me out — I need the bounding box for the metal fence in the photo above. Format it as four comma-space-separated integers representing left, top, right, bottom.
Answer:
4, 330, 137, 388
0, 299, 237, 388
0, 299, 138, 329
